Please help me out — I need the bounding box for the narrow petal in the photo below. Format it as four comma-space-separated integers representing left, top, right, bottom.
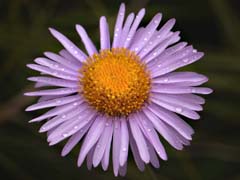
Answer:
151, 84, 213, 94
119, 118, 129, 166
59, 49, 83, 65
148, 103, 194, 140
112, 3, 125, 48
129, 130, 145, 171
93, 119, 113, 167
146, 141, 160, 168
99, 16, 110, 50
76, 25, 98, 56
130, 13, 162, 53
151, 97, 200, 120
27, 76, 78, 88
34, 57, 78, 75
25, 94, 81, 111
151, 52, 204, 77
123, 8, 145, 48
129, 115, 150, 163
143, 108, 184, 150
29, 100, 82, 122
86, 145, 95, 170
139, 18, 176, 58
27, 64, 78, 81
61, 121, 93, 156
49, 28, 87, 62
78, 116, 106, 167
44, 51, 81, 71
119, 13, 135, 47
119, 163, 127, 177
136, 113, 167, 160
24, 87, 78, 97
112, 120, 121, 176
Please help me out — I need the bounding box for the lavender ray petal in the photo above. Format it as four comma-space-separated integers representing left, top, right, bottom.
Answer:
129, 115, 150, 163
76, 25, 98, 56
101, 119, 114, 171
77, 116, 106, 167
27, 76, 78, 88
99, 16, 111, 50
142, 108, 184, 150
61, 121, 93, 156
44, 51, 81, 71
139, 18, 176, 58
118, 13, 135, 47
27, 64, 78, 81
151, 97, 200, 120
136, 113, 167, 160
113, 119, 121, 177
93, 119, 113, 167
130, 13, 162, 53
59, 49, 83, 65
129, 129, 145, 171
151, 93, 203, 111
142, 31, 180, 63
123, 8, 145, 48
119, 163, 127, 177
29, 99, 82, 122
112, 3, 125, 48
148, 103, 194, 140
49, 28, 87, 62
47, 109, 95, 144
25, 94, 81, 111
25, 87, 78, 97
151, 84, 213, 94
119, 118, 129, 166
151, 52, 204, 77
146, 140, 160, 168
40, 104, 88, 133
86, 145, 95, 170
34, 57, 78, 75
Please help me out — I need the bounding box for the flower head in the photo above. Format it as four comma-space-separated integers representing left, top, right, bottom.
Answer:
25, 3, 212, 176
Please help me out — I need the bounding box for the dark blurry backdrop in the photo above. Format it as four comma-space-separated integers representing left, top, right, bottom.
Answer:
0, 0, 240, 179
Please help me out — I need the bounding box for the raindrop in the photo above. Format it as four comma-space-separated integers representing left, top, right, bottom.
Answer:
183, 58, 189, 63
74, 50, 78, 54
193, 49, 197, 53
144, 37, 148, 41
122, 148, 127, 152
74, 126, 78, 129
62, 133, 68, 137
61, 114, 66, 118
105, 122, 109, 126
164, 78, 169, 82
73, 102, 78, 106
191, 88, 196, 93
157, 64, 162, 67
154, 20, 159, 24
147, 128, 151, 132
176, 107, 182, 113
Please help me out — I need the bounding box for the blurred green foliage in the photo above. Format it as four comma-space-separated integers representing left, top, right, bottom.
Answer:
0, 0, 239, 179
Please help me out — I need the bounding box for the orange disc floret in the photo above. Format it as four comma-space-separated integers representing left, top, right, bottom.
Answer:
80, 48, 151, 116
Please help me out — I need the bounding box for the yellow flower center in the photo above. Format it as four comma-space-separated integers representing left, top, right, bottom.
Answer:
80, 48, 150, 116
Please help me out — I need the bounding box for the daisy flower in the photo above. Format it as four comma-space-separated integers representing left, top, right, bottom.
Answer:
25, 3, 212, 176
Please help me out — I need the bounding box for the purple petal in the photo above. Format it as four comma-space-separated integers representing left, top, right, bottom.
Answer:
129, 115, 150, 163
24, 87, 78, 97
25, 94, 81, 111
130, 13, 162, 53
112, 120, 121, 176
119, 118, 129, 166
78, 116, 106, 167
151, 97, 200, 120
99, 16, 111, 50
151, 84, 213, 94
27, 64, 78, 81
148, 103, 194, 140
76, 25, 98, 56
27, 76, 78, 88
93, 119, 113, 167
86, 145, 95, 170
142, 109, 184, 150
123, 8, 145, 48
112, 3, 125, 48
61, 121, 93, 156
34, 57, 78, 75
44, 51, 81, 71
118, 13, 135, 47
146, 140, 160, 168
49, 28, 87, 62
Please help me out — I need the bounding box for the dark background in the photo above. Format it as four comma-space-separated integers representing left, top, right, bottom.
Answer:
0, 0, 239, 179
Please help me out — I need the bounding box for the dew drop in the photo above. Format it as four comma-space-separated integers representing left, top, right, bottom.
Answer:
105, 122, 109, 126
144, 37, 148, 41
157, 64, 162, 67
74, 126, 78, 129
62, 133, 68, 137
191, 88, 196, 93
164, 78, 169, 82
73, 102, 78, 106
193, 49, 197, 53
122, 148, 127, 152
61, 114, 66, 118
183, 58, 189, 63
176, 107, 182, 113
147, 128, 151, 132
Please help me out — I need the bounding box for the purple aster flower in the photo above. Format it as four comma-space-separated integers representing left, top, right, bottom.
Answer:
25, 3, 212, 176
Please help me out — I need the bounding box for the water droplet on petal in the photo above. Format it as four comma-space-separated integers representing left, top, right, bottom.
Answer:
164, 78, 169, 82
62, 133, 68, 137
122, 148, 127, 152
74, 126, 78, 129
183, 58, 189, 63
176, 107, 182, 113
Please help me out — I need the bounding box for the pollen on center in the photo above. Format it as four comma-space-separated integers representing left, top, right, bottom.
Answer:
80, 48, 151, 116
